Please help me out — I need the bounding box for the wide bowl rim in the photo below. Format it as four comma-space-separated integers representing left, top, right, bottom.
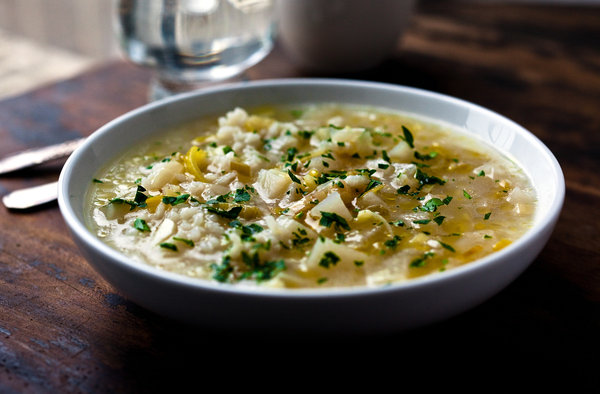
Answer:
58, 78, 565, 300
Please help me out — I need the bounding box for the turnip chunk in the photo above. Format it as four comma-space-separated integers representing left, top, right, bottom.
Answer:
309, 191, 353, 223
255, 168, 292, 200
303, 238, 369, 286
152, 218, 176, 244
387, 140, 412, 162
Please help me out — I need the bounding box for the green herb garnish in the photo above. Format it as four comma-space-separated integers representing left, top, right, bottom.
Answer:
397, 185, 411, 195
211, 256, 233, 282
384, 235, 402, 249
438, 241, 455, 252
205, 205, 243, 219
410, 251, 435, 268
413, 219, 431, 225
173, 237, 194, 247
318, 251, 340, 268
162, 194, 190, 206
421, 198, 444, 212
159, 242, 178, 252
382, 150, 391, 163
401, 125, 414, 148
288, 169, 302, 184
433, 216, 446, 225
364, 179, 382, 194
319, 212, 351, 231
286, 147, 298, 162
414, 151, 438, 161
233, 188, 251, 203
415, 168, 446, 188
134, 185, 148, 204
133, 218, 151, 232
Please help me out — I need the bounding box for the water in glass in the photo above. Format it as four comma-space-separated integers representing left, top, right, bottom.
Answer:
116, 0, 275, 100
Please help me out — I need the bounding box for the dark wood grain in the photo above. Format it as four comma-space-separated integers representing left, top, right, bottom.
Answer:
1, 1, 599, 391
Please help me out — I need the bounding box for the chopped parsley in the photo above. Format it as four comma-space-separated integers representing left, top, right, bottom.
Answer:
109, 197, 145, 211
319, 251, 340, 268
134, 186, 148, 204
414, 151, 438, 161
401, 126, 414, 148
463, 190, 472, 199
162, 194, 190, 206
205, 205, 243, 219
321, 152, 335, 160
319, 212, 351, 231
382, 150, 391, 163
334, 232, 346, 243
288, 169, 302, 184
211, 256, 233, 282
133, 218, 151, 232
421, 198, 444, 212
239, 252, 286, 282
433, 216, 446, 225
413, 219, 431, 225
484, 212, 492, 220
229, 220, 264, 242
438, 241, 455, 252
410, 251, 435, 268
159, 242, 178, 252
173, 237, 194, 247
364, 179, 382, 194
298, 130, 314, 139
384, 235, 402, 249
233, 188, 251, 203
397, 185, 411, 195
356, 168, 377, 177
415, 168, 445, 188
286, 147, 298, 162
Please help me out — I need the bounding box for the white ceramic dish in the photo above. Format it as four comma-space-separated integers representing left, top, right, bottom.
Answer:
58, 79, 564, 333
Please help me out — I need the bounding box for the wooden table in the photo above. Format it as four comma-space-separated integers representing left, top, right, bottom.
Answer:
1, 1, 599, 391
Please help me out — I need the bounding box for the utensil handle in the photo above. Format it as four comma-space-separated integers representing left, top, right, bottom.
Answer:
2, 181, 58, 210
0, 138, 85, 175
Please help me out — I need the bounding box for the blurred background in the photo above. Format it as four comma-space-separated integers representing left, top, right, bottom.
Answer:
0, 0, 598, 100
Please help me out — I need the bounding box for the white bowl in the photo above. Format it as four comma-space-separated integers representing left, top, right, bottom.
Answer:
58, 79, 564, 333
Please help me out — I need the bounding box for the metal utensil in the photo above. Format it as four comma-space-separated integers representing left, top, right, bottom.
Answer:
0, 138, 85, 175
2, 181, 58, 210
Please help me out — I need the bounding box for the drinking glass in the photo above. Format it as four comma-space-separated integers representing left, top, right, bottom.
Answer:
115, 0, 276, 101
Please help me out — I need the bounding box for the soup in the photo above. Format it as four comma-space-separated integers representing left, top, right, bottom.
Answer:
87, 104, 536, 288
